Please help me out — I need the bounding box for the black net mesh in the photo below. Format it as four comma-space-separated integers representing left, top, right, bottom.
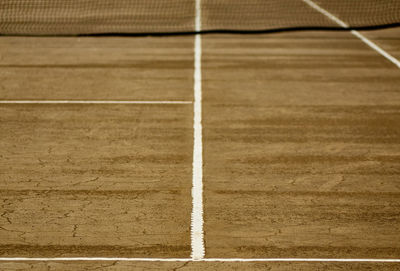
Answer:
1, 0, 400, 35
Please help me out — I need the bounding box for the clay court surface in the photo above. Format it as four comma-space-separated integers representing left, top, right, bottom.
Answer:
0, 26, 400, 270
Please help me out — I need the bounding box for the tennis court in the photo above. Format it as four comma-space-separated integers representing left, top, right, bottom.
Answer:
0, 0, 400, 270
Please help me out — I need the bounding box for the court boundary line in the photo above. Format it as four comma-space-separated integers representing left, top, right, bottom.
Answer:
0, 258, 399, 262
0, 100, 192, 104
190, 0, 205, 261
302, 0, 400, 69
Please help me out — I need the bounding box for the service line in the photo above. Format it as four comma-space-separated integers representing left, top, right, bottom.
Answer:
0, 258, 399, 262
0, 100, 192, 104
302, 0, 400, 69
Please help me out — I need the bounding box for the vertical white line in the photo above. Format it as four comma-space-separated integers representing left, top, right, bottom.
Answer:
195, 0, 201, 34
302, 0, 400, 69
191, 0, 205, 260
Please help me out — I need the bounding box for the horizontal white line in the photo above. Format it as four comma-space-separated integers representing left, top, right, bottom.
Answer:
0, 258, 191, 262
204, 258, 400, 262
0, 100, 192, 104
0, 258, 399, 262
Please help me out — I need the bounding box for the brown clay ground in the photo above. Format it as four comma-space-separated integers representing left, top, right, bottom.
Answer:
1, 28, 400, 270
0, 36, 194, 258
203, 29, 400, 258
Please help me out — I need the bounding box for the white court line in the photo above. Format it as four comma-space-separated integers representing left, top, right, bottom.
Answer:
302, 0, 400, 69
190, 0, 205, 261
0, 258, 399, 262
0, 100, 192, 104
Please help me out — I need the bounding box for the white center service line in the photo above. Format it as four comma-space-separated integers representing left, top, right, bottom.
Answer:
302, 0, 400, 69
0, 100, 192, 104
0, 258, 399, 262
190, 0, 205, 261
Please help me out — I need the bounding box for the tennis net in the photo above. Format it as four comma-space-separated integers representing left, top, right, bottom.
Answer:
1, 0, 400, 35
